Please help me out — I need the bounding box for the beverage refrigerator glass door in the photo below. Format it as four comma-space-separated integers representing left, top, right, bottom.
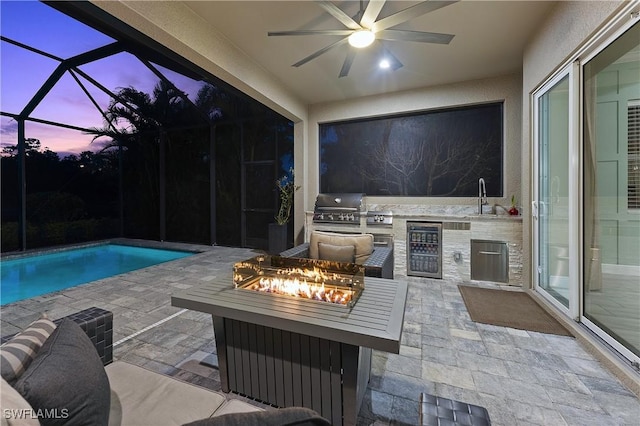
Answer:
406, 222, 443, 279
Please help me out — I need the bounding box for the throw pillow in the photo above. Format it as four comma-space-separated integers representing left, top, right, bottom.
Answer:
0, 316, 56, 385
14, 318, 110, 426
318, 242, 355, 263
183, 407, 332, 426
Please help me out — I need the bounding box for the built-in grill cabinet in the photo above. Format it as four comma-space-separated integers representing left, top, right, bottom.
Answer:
312, 193, 364, 225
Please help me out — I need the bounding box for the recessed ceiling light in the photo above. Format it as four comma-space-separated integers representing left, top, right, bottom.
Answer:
348, 30, 375, 48
379, 59, 391, 69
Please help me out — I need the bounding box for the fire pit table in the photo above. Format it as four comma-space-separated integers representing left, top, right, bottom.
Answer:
171, 255, 408, 426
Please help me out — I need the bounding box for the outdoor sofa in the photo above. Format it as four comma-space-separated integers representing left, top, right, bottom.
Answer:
0, 307, 329, 426
280, 230, 394, 279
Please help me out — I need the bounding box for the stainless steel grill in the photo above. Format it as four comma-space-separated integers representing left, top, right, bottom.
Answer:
312, 193, 364, 224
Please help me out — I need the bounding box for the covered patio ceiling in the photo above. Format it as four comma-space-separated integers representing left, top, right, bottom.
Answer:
184, 1, 558, 104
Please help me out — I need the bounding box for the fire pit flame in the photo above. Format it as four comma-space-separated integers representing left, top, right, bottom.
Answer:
248, 276, 353, 305
233, 255, 364, 307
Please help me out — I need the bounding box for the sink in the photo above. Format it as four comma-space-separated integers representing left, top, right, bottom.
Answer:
480, 204, 494, 215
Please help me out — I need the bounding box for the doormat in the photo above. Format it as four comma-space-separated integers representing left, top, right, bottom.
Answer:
458, 285, 572, 336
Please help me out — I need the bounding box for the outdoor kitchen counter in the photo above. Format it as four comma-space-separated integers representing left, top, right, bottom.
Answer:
171, 276, 408, 426
171, 276, 408, 354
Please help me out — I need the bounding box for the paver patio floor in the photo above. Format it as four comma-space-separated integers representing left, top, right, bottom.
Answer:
2, 240, 639, 425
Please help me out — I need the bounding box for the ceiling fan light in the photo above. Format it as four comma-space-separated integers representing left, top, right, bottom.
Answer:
379, 59, 391, 69
348, 30, 375, 48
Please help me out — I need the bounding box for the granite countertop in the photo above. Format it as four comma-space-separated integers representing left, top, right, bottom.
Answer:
389, 212, 523, 221
305, 209, 523, 222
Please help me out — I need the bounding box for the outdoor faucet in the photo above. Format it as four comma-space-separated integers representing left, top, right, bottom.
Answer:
478, 178, 488, 214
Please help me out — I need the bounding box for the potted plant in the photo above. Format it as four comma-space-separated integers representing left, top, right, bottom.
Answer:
269, 168, 301, 254
509, 195, 519, 216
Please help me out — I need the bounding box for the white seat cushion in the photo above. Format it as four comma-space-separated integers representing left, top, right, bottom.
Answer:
106, 361, 226, 426
0, 377, 39, 426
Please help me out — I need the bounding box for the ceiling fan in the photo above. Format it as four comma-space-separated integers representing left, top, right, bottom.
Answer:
268, 0, 457, 78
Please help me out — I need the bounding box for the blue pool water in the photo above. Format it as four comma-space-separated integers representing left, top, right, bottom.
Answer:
1, 244, 194, 305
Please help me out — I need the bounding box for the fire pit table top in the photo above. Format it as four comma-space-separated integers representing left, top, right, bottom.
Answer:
172, 275, 408, 354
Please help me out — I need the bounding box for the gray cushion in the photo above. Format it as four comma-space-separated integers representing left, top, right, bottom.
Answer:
14, 318, 110, 426
1, 316, 56, 385
317, 242, 355, 263
183, 407, 331, 426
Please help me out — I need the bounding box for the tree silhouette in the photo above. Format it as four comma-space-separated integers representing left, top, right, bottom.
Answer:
2, 138, 53, 158
358, 125, 424, 195
86, 80, 293, 246
87, 80, 207, 241
321, 103, 503, 196
1, 133, 120, 251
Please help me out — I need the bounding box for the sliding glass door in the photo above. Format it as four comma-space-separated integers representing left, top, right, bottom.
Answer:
534, 74, 572, 310
583, 22, 640, 359
533, 15, 639, 364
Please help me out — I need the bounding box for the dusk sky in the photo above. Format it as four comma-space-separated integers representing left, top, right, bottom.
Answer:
1, 1, 204, 157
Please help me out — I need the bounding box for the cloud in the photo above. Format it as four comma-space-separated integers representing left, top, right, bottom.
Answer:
1, 119, 18, 136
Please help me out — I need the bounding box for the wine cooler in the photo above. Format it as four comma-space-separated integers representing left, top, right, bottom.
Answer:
407, 222, 442, 278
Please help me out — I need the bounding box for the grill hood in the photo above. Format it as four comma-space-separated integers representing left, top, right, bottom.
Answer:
313, 193, 364, 224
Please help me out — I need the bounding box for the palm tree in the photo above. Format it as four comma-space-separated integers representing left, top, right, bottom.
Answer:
87, 80, 205, 239
88, 78, 292, 247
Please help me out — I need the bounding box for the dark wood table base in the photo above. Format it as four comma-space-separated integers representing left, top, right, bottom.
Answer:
214, 316, 371, 426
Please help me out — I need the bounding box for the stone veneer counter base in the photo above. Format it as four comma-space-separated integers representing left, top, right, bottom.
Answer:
305, 209, 524, 285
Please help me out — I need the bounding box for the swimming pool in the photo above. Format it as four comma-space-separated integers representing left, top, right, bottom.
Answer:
1, 244, 194, 305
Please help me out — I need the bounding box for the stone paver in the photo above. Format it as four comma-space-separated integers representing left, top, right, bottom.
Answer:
1, 241, 638, 425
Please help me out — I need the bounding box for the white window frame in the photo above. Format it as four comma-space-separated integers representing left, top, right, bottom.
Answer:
532, 65, 580, 320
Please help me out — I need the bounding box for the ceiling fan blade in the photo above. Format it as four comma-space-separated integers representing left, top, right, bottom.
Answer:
376, 42, 403, 70
268, 30, 354, 37
372, 1, 458, 32
360, 0, 386, 28
292, 37, 349, 67
315, 1, 362, 30
339, 48, 357, 78
377, 29, 454, 44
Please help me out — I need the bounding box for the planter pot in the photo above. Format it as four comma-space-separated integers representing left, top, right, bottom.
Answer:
268, 223, 288, 255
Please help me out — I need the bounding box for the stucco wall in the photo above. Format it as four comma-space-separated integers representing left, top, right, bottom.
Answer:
307, 74, 523, 214
521, 0, 625, 288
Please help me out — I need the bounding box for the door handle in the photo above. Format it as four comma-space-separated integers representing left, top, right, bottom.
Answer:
531, 201, 538, 220
479, 251, 502, 255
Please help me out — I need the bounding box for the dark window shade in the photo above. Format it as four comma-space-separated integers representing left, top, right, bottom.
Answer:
319, 102, 504, 197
